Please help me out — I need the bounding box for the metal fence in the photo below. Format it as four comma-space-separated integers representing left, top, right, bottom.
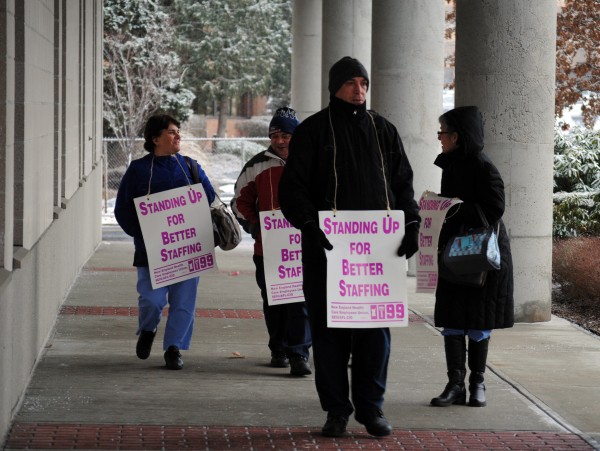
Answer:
102, 137, 271, 213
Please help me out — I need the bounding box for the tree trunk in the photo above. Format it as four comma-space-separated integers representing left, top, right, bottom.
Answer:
216, 96, 228, 138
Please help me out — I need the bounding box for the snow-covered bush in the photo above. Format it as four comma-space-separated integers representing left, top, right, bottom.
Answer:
235, 118, 270, 137
553, 127, 600, 237
214, 140, 268, 159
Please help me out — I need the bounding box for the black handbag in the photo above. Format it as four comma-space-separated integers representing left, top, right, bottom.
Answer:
438, 204, 501, 287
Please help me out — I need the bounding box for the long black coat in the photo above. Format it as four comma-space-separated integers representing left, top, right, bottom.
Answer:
434, 107, 514, 330
279, 96, 420, 263
279, 96, 420, 323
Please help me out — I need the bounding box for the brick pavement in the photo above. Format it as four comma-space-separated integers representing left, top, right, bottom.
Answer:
3, 306, 593, 450
5, 423, 593, 450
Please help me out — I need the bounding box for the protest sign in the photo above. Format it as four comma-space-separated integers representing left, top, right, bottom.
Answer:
260, 210, 305, 305
134, 183, 215, 289
319, 210, 408, 328
416, 191, 463, 293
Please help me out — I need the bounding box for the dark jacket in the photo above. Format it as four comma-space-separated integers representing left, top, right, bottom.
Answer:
231, 147, 285, 256
434, 106, 514, 330
115, 152, 216, 267
279, 96, 420, 261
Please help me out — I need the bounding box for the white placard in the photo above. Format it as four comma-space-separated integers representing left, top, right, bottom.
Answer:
319, 210, 408, 328
260, 210, 305, 305
134, 184, 216, 289
416, 191, 463, 293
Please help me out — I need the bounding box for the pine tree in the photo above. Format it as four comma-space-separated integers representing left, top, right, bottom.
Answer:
171, 0, 291, 136
104, 0, 195, 161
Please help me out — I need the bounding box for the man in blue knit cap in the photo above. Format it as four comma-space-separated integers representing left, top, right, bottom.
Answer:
231, 107, 312, 376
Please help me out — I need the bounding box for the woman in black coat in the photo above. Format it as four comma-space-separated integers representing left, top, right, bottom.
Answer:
430, 106, 514, 408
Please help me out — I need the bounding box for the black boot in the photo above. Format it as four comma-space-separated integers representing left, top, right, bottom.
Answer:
468, 338, 489, 407
430, 335, 466, 407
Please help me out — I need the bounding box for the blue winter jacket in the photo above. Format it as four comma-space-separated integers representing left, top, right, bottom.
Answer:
115, 152, 216, 266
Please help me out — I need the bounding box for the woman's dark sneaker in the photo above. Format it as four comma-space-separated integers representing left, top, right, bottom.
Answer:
136, 330, 156, 360
164, 345, 183, 370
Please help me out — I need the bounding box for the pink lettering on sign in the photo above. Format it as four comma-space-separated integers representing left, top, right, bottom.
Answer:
382, 216, 400, 234
338, 280, 390, 296
370, 303, 405, 320
322, 218, 378, 234
419, 254, 434, 266
160, 241, 202, 262
350, 242, 371, 254
281, 249, 301, 261
341, 259, 383, 276
278, 265, 302, 279
187, 253, 214, 271
263, 216, 292, 230
161, 227, 197, 245
139, 195, 187, 216
186, 190, 203, 204
167, 214, 186, 226
419, 233, 433, 247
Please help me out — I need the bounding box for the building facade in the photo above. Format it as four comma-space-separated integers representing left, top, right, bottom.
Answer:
0, 0, 556, 443
1, 0, 103, 440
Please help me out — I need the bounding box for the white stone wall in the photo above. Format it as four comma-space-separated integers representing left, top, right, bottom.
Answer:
0, 0, 102, 443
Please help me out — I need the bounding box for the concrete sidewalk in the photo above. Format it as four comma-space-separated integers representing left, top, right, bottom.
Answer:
3, 225, 599, 450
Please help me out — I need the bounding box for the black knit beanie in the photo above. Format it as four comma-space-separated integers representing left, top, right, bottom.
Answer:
328, 56, 370, 96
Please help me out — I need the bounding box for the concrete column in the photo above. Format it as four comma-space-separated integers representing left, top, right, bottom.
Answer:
321, 0, 371, 107
371, 0, 445, 206
455, 0, 557, 322
291, 0, 322, 121
371, 0, 445, 275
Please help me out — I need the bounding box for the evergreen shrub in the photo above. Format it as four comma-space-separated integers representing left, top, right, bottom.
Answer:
553, 127, 600, 237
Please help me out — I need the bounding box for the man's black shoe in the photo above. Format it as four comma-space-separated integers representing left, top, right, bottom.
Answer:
289, 354, 312, 376
270, 352, 289, 368
136, 330, 156, 360
321, 414, 349, 437
164, 345, 183, 370
355, 409, 392, 437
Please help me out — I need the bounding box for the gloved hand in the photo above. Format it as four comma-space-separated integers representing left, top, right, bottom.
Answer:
302, 221, 333, 251
397, 222, 419, 259
248, 222, 260, 239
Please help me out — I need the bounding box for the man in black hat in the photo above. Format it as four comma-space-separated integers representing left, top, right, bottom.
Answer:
279, 57, 420, 437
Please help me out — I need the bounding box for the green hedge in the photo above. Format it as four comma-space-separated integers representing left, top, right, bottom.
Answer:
553, 127, 600, 237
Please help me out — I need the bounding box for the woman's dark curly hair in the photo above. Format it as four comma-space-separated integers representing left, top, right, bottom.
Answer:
143, 114, 180, 152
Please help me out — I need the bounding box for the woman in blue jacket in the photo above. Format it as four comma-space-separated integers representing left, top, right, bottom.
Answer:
115, 114, 216, 370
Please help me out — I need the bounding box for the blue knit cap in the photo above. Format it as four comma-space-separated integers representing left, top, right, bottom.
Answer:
269, 107, 300, 136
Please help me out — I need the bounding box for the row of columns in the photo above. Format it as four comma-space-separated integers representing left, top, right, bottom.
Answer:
290, 0, 557, 322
